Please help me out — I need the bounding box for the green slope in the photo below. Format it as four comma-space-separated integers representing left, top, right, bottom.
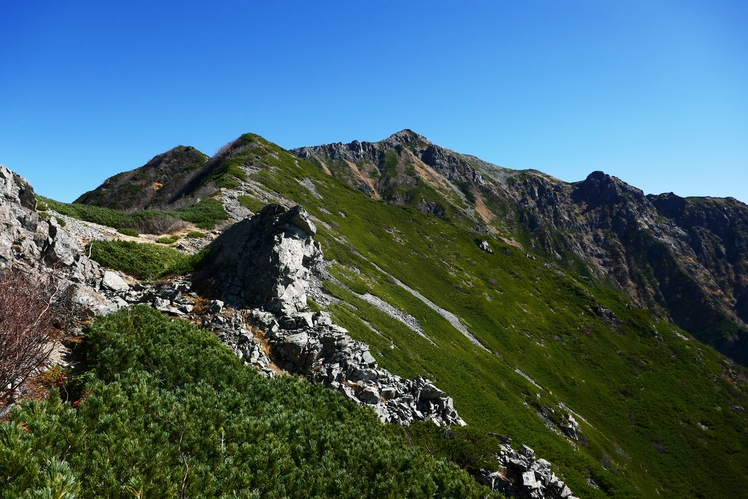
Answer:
2, 306, 495, 498
46, 132, 748, 497
216, 133, 748, 498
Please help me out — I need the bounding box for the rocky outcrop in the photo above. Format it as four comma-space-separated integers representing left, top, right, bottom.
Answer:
476, 443, 579, 499
193, 204, 323, 315
0, 166, 99, 281
100, 272, 466, 427
187, 203, 465, 426
246, 308, 465, 426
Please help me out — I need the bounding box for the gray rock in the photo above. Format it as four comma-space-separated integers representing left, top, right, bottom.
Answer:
477, 240, 493, 253
193, 204, 323, 315
101, 271, 129, 292
209, 299, 224, 314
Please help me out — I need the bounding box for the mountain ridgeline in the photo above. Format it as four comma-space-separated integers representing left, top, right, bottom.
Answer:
64, 130, 748, 497
81, 130, 748, 366
294, 131, 748, 366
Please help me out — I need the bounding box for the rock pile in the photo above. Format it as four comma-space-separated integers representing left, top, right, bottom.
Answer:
477, 443, 579, 499
96, 273, 465, 427
246, 308, 465, 426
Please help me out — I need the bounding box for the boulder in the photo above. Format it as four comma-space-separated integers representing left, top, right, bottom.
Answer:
101, 271, 129, 292
193, 204, 323, 315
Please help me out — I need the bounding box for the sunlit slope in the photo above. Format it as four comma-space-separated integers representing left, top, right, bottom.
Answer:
77, 133, 748, 498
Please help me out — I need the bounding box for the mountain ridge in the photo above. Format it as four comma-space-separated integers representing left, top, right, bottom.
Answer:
30, 129, 748, 497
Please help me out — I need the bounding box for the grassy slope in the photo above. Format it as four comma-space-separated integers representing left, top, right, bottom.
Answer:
226, 134, 748, 498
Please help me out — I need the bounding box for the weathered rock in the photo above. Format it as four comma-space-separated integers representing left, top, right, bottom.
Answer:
101, 271, 129, 292
478, 442, 579, 499
193, 204, 323, 315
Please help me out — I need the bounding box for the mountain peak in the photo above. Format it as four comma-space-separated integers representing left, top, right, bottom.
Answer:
382, 129, 430, 146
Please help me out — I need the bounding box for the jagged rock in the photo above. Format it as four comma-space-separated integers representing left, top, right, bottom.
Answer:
480, 442, 579, 499
193, 204, 323, 315
0, 165, 36, 211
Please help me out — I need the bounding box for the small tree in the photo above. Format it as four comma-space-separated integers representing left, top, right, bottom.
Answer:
0, 266, 64, 404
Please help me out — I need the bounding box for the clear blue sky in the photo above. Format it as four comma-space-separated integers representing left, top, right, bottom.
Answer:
2, 1, 747, 203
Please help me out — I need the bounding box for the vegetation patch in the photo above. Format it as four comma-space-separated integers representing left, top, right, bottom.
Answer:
39, 196, 227, 233
156, 235, 181, 244
0, 306, 496, 498
86, 240, 208, 280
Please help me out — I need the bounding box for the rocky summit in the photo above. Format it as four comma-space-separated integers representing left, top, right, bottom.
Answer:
2, 129, 748, 498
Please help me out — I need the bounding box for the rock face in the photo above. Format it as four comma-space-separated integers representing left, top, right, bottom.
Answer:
0, 166, 93, 277
193, 204, 323, 315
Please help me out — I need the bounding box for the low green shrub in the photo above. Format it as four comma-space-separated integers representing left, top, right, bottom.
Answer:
1, 306, 496, 498
86, 240, 207, 280
177, 199, 228, 230
116, 227, 139, 237
238, 195, 265, 212
156, 235, 180, 244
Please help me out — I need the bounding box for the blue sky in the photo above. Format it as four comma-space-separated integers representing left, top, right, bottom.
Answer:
2, 1, 747, 203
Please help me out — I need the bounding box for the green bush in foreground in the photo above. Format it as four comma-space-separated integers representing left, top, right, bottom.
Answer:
1, 306, 497, 498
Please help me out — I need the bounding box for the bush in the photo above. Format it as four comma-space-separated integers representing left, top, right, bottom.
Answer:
116, 227, 139, 237
156, 235, 181, 245
38, 196, 225, 234
177, 199, 228, 230
87, 241, 208, 280
0, 268, 64, 404
0, 306, 496, 498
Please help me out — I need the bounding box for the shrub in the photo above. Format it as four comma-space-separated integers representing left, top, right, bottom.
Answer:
177, 199, 228, 230
156, 235, 181, 245
0, 268, 64, 403
86, 241, 207, 280
129, 212, 189, 235
1, 306, 496, 498
237, 195, 265, 212
186, 231, 205, 239
116, 227, 139, 237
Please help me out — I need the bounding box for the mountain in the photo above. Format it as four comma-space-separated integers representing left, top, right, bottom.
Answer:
20, 130, 748, 497
292, 130, 748, 367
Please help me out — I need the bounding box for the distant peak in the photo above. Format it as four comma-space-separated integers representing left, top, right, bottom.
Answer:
384, 129, 430, 145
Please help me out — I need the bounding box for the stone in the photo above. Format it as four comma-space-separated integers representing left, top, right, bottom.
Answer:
101, 271, 129, 292
477, 240, 493, 253
359, 386, 380, 405
522, 470, 541, 489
